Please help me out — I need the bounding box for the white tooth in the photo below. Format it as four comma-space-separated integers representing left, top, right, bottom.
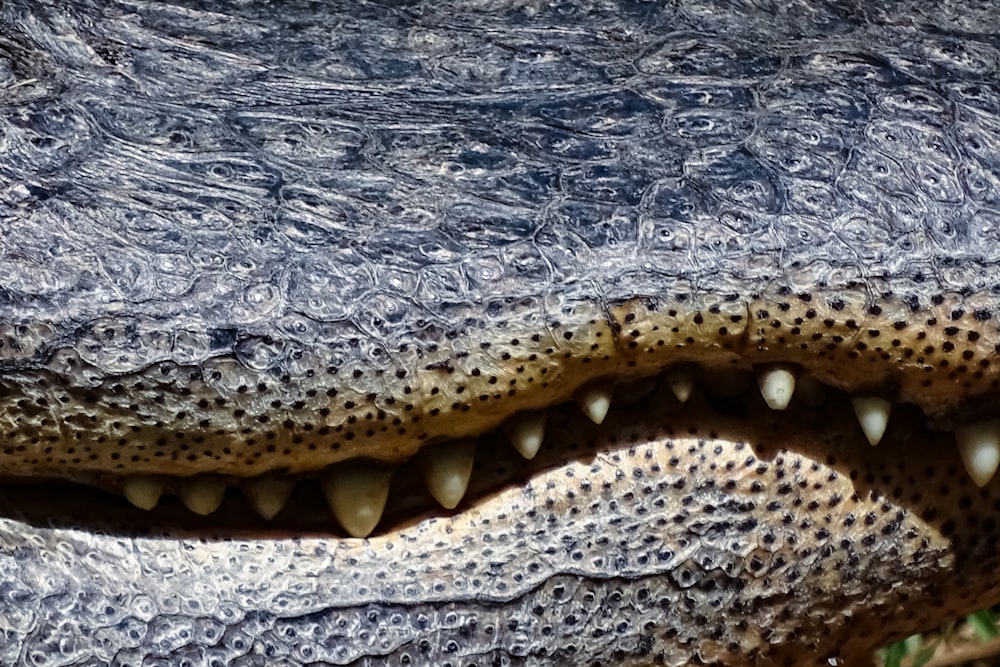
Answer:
575, 381, 612, 424
179, 476, 227, 516
757, 365, 797, 411
122, 475, 164, 511
242, 477, 295, 521
503, 411, 546, 459
666, 369, 695, 403
321, 463, 392, 538
420, 439, 476, 510
956, 421, 1000, 488
851, 397, 892, 446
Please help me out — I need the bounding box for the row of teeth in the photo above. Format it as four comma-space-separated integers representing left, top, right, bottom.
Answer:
119, 440, 481, 539
115, 364, 1000, 538
754, 365, 1000, 490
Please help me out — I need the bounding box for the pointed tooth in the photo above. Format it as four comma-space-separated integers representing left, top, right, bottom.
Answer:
419, 439, 476, 509
956, 421, 1000, 488
575, 381, 612, 424
504, 411, 546, 459
179, 476, 227, 516
757, 365, 797, 411
321, 463, 392, 538
242, 477, 295, 521
666, 369, 695, 403
851, 397, 892, 446
122, 475, 165, 511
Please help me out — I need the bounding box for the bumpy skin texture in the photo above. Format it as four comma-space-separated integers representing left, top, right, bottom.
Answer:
3, 0, 1000, 479
2, 1, 1000, 665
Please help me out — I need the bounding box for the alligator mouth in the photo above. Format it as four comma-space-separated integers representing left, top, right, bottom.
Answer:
2, 340, 996, 664
0, 352, 984, 534
6, 289, 1000, 539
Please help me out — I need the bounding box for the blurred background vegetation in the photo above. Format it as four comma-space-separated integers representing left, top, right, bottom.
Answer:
879, 610, 1000, 667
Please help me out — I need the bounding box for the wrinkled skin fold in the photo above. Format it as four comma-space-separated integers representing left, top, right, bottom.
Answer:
2, 0, 1000, 665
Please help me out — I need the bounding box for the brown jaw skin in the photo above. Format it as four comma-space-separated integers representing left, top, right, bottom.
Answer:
4, 290, 1000, 485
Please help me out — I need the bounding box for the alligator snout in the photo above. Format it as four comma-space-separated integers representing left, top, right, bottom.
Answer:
3, 0, 1000, 664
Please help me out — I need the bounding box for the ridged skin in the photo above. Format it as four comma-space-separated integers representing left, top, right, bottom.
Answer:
2, 0, 1000, 479
2, 0, 1000, 664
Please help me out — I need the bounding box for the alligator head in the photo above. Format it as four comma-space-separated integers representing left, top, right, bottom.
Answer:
2, 0, 1000, 665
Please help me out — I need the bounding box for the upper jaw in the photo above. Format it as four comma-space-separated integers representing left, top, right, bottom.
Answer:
4, 0, 1000, 496
9, 320, 1000, 540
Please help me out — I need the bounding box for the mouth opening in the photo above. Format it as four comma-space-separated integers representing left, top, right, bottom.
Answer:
3, 290, 1000, 538
6, 354, 997, 541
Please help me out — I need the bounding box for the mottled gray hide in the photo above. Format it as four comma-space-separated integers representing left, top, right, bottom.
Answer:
1, 1, 1000, 666
2, 0, 1000, 371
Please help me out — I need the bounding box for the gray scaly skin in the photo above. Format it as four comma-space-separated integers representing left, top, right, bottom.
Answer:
2, 1, 1000, 664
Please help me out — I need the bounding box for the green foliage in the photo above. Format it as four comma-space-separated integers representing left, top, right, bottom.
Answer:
906, 645, 936, 667
880, 635, 928, 667
967, 609, 999, 642
881, 640, 907, 667
879, 608, 999, 666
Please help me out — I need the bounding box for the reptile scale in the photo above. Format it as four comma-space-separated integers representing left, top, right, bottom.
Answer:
2, 1, 1000, 665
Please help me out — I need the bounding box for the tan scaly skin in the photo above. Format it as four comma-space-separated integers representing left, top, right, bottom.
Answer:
2, 1, 1000, 665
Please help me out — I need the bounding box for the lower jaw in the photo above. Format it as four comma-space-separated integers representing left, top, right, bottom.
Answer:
4, 377, 1000, 664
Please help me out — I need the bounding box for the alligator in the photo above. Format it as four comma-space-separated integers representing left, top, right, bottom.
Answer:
1, 0, 1000, 665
